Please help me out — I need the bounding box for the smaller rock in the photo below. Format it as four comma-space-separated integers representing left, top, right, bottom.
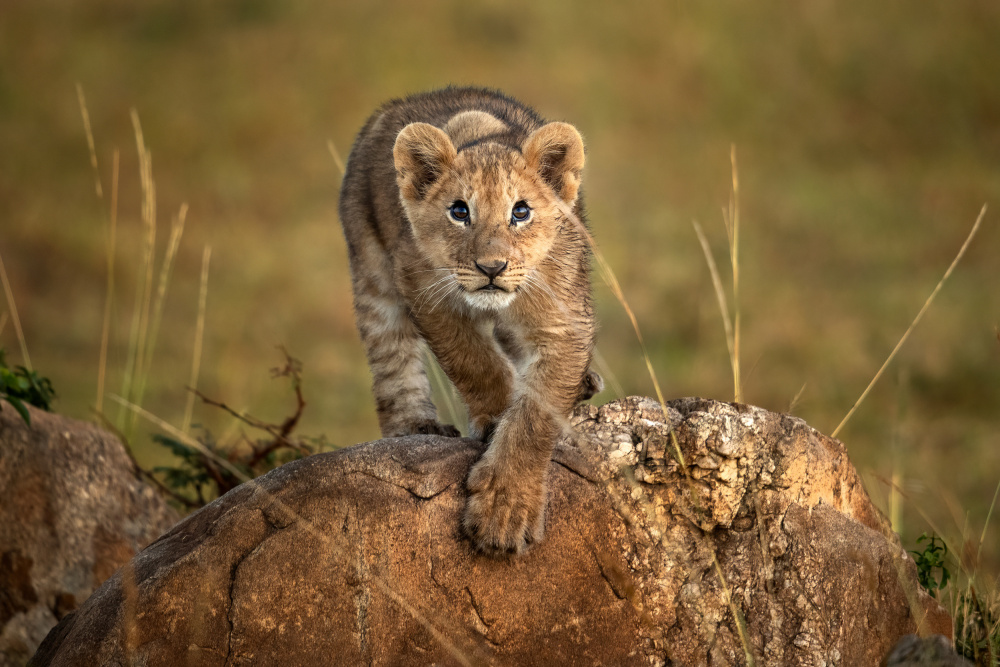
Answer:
0, 404, 179, 665
884, 634, 971, 666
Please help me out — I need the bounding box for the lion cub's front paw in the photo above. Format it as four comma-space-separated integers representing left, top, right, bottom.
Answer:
463, 457, 546, 555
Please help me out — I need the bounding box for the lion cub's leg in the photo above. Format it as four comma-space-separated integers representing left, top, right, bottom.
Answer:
463, 327, 593, 555
417, 313, 514, 441
346, 238, 457, 439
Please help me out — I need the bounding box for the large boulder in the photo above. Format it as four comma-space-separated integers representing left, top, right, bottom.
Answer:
30, 397, 950, 666
1, 404, 179, 666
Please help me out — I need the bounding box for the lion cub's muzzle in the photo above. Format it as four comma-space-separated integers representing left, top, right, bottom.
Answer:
474, 259, 509, 291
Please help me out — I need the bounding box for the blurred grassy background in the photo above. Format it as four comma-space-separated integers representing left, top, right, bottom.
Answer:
2, 0, 998, 571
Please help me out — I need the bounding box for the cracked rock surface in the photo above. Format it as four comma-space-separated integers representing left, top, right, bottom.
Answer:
1, 404, 179, 667
30, 397, 951, 666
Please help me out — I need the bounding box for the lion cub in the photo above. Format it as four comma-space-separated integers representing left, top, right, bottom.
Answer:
339, 87, 600, 555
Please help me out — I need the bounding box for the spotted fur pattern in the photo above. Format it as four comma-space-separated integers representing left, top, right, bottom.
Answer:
339, 87, 601, 555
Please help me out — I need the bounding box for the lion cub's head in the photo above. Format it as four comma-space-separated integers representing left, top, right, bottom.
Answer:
393, 111, 585, 311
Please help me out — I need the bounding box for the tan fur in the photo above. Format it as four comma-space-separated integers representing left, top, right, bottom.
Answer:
339, 87, 601, 555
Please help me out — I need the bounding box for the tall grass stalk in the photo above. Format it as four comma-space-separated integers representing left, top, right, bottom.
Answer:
977, 479, 1000, 573
692, 146, 743, 405
425, 349, 463, 433
0, 252, 31, 371
593, 347, 625, 399
722, 145, 743, 403
76, 84, 103, 200
788, 382, 807, 413
832, 204, 987, 438
182, 246, 211, 434
119, 110, 158, 434
97, 150, 120, 414
889, 468, 902, 533
327, 139, 346, 175
713, 553, 756, 666
693, 220, 735, 372
564, 202, 667, 409
75, 84, 121, 416
563, 198, 758, 661
131, 203, 187, 425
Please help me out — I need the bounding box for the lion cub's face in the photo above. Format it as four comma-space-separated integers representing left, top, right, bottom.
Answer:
394, 113, 585, 311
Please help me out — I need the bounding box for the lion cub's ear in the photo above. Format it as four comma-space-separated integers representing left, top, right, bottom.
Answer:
394, 123, 458, 202
523, 122, 585, 205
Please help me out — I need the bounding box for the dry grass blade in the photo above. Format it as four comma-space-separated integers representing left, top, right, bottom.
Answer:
119, 110, 158, 432
133, 203, 187, 418
693, 220, 736, 375
75, 83, 103, 199
0, 251, 31, 371
691, 146, 743, 404
977, 477, 1000, 574
832, 203, 988, 438
593, 347, 625, 399
788, 382, 807, 413
713, 553, 756, 666
327, 139, 346, 176
112, 394, 250, 482
371, 577, 478, 667
97, 150, 120, 414
425, 348, 463, 432
559, 201, 666, 409
182, 246, 211, 434
722, 145, 743, 403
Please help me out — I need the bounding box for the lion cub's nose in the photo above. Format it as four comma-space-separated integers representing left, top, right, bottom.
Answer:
475, 260, 508, 280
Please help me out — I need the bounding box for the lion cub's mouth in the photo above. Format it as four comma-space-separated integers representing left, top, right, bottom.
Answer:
477, 284, 506, 292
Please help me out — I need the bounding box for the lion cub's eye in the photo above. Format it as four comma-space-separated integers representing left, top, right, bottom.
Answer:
449, 200, 470, 224
511, 201, 531, 225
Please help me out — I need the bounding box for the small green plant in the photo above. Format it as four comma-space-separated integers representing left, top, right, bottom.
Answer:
910, 532, 951, 596
146, 349, 327, 509
0, 348, 56, 425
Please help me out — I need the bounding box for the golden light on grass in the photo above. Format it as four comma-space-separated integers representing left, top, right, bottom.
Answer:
692, 145, 744, 405
832, 204, 988, 439
182, 246, 212, 434
327, 139, 346, 176
0, 251, 31, 371
97, 150, 120, 414
76, 83, 103, 200
723, 145, 743, 403
119, 110, 158, 433
132, 202, 187, 421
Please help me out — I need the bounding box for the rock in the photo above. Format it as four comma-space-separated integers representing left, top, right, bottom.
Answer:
883, 634, 971, 666
30, 397, 951, 666
1, 404, 179, 666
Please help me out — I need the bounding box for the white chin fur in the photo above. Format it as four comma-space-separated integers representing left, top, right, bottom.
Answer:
463, 290, 516, 311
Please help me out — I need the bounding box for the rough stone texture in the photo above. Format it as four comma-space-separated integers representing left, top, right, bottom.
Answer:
30, 397, 951, 666
0, 404, 179, 666
883, 634, 972, 666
